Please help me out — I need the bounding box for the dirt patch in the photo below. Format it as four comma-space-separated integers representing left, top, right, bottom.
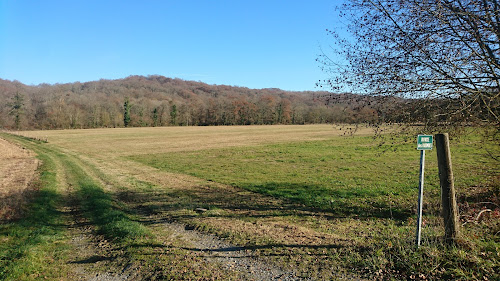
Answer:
160, 222, 309, 281
196, 217, 347, 246
0, 137, 39, 220
66, 205, 142, 281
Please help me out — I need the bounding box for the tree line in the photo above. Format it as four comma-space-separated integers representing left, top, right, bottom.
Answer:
0, 75, 386, 130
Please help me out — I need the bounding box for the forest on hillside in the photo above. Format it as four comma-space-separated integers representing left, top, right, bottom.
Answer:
0, 75, 398, 130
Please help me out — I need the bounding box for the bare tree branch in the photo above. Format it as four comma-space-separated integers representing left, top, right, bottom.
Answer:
319, 0, 500, 129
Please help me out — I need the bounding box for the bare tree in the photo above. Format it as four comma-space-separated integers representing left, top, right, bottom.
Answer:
319, 0, 499, 129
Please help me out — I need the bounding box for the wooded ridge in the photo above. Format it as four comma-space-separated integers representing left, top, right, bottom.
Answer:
0, 75, 383, 130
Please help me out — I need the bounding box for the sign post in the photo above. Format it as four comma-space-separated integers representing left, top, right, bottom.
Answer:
416, 135, 433, 247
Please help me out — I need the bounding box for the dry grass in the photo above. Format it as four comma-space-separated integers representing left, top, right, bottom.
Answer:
0, 138, 39, 221
19, 124, 373, 158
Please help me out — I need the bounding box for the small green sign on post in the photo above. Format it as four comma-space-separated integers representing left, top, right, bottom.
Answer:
416, 135, 433, 246
417, 135, 433, 150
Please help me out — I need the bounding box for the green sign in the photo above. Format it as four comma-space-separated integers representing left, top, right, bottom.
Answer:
417, 135, 433, 150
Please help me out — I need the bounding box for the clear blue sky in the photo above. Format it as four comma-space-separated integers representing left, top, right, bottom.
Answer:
0, 1, 342, 91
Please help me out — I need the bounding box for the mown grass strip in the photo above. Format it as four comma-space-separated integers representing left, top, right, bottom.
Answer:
45, 145, 151, 242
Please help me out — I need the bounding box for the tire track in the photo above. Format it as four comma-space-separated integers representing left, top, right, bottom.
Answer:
19, 143, 140, 280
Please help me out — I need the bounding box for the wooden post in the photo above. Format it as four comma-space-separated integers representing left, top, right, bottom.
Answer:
435, 133, 460, 243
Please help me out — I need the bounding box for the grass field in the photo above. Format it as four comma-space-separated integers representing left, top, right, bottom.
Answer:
1, 125, 499, 280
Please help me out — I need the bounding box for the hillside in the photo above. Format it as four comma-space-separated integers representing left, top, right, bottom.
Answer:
0, 75, 382, 130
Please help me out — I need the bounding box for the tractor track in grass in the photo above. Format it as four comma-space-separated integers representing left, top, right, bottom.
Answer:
23, 141, 142, 280
157, 222, 308, 280
0, 136, 141, 280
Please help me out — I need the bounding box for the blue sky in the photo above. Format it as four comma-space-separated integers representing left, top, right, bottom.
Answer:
0, 1, 342, 91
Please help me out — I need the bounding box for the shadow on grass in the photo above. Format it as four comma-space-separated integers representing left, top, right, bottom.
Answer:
110, 178, 420, 280
0, 186, 65, 279
127, 241, 359, 258
242, 182, 412, 220
77, 182, 150, 241
69, 255, 115, 264
118, 181, 412, 223
0, 188, 64, 233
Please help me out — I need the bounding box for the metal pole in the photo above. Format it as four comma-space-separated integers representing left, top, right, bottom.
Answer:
416, 149, 425, 247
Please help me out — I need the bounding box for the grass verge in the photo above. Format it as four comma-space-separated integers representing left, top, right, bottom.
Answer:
0, 146, 69, 280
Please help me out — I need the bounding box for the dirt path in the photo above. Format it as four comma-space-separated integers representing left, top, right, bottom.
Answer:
159, 222, 307, 280
40, 146, 142, 280
0, 137, 138, 280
